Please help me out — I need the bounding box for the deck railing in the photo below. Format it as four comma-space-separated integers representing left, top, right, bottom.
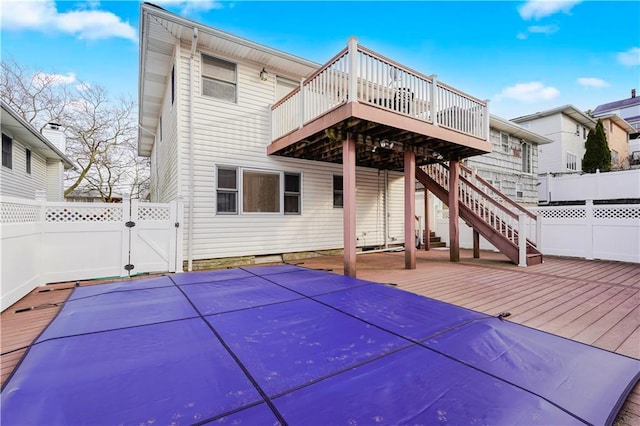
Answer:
424, 162, 540, 264
272, 38, 488, 141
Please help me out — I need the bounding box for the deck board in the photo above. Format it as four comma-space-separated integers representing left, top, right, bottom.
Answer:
1, 249, 638, 421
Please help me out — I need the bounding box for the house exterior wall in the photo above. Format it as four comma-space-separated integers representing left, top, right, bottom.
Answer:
465, 126, 539, 205
601, 118, 630, 168
0, 135, 48, 199
518, 113, 590, 174
159, 42, 405, 263
45, 159, 64, 201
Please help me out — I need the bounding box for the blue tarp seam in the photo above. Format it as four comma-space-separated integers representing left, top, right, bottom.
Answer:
246, 269, 593, 425
166, 275, 289, 426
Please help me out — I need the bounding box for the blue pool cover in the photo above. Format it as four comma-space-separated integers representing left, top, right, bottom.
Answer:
2, 265, 639, 425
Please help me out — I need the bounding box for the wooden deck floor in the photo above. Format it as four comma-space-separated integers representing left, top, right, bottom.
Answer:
2, 249, 639, 424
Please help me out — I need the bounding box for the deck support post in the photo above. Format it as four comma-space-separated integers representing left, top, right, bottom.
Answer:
449, 160, 460, 262
424, 189, 430, 251
343, 133, 357, 277
473, 230, 480, 258
404, 151, 416, 269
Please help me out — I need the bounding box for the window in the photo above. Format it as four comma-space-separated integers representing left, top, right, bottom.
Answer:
612, 150, 618, 164
500, 133, 509, 153
515, 183, 524, 200
566, 152, 577, 171
202, 54, 236, 102
243, 170, 280, 213
216, 167, 238, 214
171, 65, 175, 105
610, 121, 614, 133
521, 142, 532, 173
333, 175, 343, 208
26, 149, 31, 174
575, 124, 580, 135
284, 173, 301, 214
583, 127, 587, 139
159, 115, 163, 142
2, 133, 12, 169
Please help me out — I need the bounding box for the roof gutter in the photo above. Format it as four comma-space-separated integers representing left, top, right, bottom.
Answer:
187, 26, 198, 272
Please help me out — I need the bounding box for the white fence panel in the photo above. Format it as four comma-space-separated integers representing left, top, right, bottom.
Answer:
539, 169, 640, 203
1, 195, 183, 311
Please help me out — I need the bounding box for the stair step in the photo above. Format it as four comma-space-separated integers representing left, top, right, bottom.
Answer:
526, 253, 543, 266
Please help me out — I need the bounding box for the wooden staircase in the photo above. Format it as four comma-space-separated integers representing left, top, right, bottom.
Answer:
417, 162, 543, 266
419, 231, 446, 249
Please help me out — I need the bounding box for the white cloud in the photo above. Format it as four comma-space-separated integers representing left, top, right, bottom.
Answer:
32, 72, 77, 88
496, 82, 560, 103
617, 47, 640, 67
527, 24, 559, 35
519, 0, 582, 20
0, 0, 136, 42
153, 0, 223, 15
577, 77, 609, 88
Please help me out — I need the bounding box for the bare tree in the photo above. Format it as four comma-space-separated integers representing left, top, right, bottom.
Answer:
1, 59, 149, 201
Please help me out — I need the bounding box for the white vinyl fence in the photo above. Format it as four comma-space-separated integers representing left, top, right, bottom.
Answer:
539, 169, 640, 203
1, 193, 183, 311
433, 202, 640, 264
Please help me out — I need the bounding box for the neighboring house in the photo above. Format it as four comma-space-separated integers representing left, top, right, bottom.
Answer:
464, 114, 552, 205
65, 189, 123, 203
512, 105, 595, 175
1, 101, 74, 201
594, 115, 635, 168
592, 89, 640, 136
138, 4, 496, 270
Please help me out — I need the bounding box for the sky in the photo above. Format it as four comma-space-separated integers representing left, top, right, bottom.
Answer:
1, 0, 639, 120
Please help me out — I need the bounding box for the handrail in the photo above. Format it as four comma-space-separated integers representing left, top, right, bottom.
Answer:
358, 45, 434, 85
460, 163, 536, 219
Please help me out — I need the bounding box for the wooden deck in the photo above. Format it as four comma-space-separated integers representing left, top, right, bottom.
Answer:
2, 249, 639, 424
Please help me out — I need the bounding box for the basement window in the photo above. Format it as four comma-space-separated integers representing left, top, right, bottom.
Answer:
202, 54, 237, 102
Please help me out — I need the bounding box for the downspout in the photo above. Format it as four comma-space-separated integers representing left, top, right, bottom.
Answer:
188, 27, 198, 271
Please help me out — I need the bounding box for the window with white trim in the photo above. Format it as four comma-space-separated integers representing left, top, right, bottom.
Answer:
521, 142, 532, 173
333, 175, 343, 208
515, 183, 524, 200
243, 170, 280, 213
216, 166, 238, 214
202, 54, 237, 102
611, 150, 618, 164
284, 173, 301, 214
500, 133, 509, 153
566, 152, 577, 171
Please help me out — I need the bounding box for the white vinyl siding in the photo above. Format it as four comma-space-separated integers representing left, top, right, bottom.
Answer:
0, 136, 48, 199
172, 46, 406, 262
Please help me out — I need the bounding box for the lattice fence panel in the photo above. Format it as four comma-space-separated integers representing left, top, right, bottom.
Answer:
46, 206, 123, 222
1, 202, 40, 223
593, 206, 640, 220
536, 208, 587, 219
138, 205, 171, 221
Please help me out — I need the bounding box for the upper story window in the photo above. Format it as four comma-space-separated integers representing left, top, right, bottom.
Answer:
333, 175, 343, 208
521, 142, 532, 174
202, 54, 237, 102
2, 133, 12, 169
583, 127, 587, 139
575, 124, 580, 135
566, 152, 577, 171
610, 121, 614, 133
26, 148, 32, 174
500, 133, 509, 153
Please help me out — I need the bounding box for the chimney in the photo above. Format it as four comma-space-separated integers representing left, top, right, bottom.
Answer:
41, 122, 65, 153
632, 89, 637, 98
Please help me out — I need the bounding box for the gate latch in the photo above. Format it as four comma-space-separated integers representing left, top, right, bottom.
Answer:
125, 221, 136, 228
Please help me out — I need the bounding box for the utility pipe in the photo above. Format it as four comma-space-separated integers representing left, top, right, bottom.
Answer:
187, 27, 198, 271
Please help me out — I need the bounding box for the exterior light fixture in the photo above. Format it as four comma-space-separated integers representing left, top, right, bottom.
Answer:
260, 68, 268, 81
